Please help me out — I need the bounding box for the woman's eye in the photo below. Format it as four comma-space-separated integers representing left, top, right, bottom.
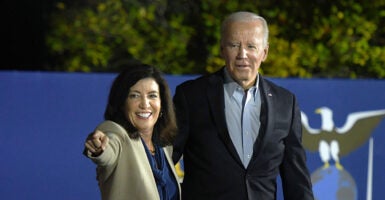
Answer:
149, 93, 159, 99
128, 93, 140, 99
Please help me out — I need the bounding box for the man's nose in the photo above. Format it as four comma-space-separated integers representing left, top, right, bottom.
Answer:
237, 46, 247, 58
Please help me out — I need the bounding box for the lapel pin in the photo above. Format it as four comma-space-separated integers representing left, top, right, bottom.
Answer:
268, 93, 272, 97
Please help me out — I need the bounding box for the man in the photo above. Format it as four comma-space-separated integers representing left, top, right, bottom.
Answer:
172, 11, 314, 200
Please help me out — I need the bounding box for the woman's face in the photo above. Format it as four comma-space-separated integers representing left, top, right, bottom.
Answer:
124, 78, 161, 135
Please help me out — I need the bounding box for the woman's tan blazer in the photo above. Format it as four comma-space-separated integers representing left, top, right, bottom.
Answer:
86, 120, 181, 200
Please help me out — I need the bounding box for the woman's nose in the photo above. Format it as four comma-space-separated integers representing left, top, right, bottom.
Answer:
139, 97, 150, 108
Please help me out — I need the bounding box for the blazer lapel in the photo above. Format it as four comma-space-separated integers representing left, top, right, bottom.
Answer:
163, 146, 182, 199
207, 70, 243, 166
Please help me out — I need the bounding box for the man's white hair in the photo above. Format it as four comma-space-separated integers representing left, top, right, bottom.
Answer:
220, 11, 269, 48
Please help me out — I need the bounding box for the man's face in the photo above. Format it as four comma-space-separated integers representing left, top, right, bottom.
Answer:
221, 20, 268, 89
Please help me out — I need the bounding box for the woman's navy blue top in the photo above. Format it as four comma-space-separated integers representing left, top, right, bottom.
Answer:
142, 140, 179, 200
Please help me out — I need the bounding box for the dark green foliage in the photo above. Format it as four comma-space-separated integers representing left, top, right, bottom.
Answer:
46, 0, 385, 78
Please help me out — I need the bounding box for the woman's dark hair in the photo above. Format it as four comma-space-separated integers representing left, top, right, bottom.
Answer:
104, 64, 177, 146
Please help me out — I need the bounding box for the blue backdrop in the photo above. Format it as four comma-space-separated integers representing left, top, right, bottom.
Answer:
1, 71, 384, 200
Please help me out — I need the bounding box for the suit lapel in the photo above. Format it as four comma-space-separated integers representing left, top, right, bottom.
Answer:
206, 72, 278, 168
248, 77, 275, 168
207, 70, 243, 166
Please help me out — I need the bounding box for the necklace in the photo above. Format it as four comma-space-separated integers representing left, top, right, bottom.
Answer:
139, 133, 156, 155
149, 149, 156, 154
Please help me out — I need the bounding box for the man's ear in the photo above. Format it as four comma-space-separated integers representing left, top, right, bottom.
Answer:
220, 45, 224, 58
262, 45, 269, 62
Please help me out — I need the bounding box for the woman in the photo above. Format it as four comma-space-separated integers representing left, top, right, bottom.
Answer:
84, 64, 181, 200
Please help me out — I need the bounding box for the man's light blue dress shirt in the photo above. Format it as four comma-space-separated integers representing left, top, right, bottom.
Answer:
224, 69, 261, 167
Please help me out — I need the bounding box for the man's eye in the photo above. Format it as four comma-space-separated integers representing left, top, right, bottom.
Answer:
228, 43, 239, 48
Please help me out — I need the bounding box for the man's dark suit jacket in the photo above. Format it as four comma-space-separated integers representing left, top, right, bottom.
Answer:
172, 68, 314, 200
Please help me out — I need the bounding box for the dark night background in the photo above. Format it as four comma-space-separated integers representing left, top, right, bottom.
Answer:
1, 0, 60, 71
